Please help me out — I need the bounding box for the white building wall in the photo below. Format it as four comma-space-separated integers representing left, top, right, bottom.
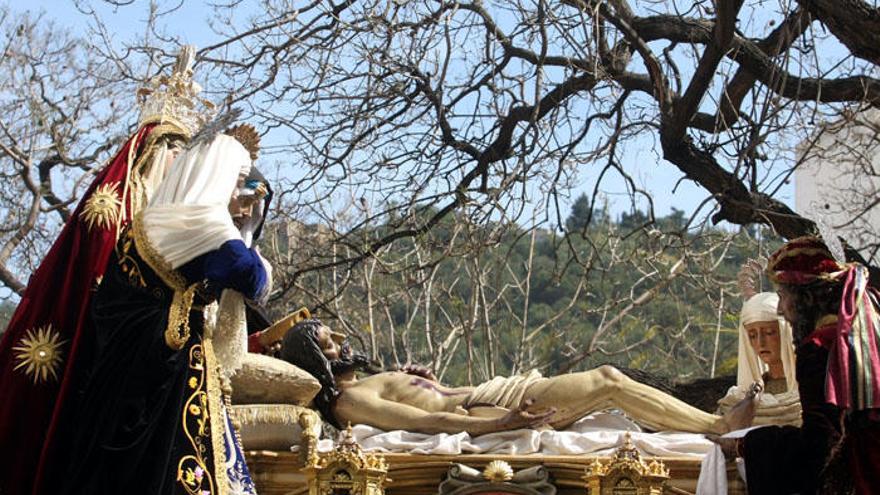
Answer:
795, 110, 880, 263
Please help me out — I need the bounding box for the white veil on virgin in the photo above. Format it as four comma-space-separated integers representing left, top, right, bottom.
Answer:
142, 132, 264, 376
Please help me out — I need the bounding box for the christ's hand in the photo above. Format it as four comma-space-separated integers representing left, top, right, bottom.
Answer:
494, 398, 556, 432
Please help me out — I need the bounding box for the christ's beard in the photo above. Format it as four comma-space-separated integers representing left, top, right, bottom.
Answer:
330, 352, 371, 376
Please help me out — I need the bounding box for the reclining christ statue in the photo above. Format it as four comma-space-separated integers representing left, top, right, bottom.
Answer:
279, 319, 756, 436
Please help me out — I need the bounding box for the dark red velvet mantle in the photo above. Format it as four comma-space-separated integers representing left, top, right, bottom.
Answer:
0, 124, 158, 494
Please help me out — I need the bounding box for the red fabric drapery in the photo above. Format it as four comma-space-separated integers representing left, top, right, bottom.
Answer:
0, 124, 157, 494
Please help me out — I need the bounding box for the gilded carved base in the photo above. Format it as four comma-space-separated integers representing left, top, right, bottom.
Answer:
583, 433, 669, 495
301, 426, 388, 495
438, 461, 556, 495
247, 451, 745, 495
246, 423, 745, 495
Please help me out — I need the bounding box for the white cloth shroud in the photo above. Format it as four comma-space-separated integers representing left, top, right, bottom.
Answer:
314, 412, 714, 457
143, 133, 251, 269
697, 445, 727, 495
695, 426, 764, 494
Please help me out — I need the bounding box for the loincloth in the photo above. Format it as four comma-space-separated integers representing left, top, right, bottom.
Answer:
462, 370, 546, 410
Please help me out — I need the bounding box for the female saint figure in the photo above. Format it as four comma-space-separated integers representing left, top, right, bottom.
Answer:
716, 292, 801, 426
0, 46, 213, 494
48, 126, 268, 494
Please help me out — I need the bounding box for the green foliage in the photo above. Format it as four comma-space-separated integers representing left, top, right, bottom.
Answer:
272, 204, 783, 386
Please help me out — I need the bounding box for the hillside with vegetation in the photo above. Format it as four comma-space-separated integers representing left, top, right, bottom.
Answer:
264, 194, 782, 387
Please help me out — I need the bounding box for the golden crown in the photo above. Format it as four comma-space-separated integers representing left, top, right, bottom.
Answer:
137, 45, 216, 138
224, 124, 260, 160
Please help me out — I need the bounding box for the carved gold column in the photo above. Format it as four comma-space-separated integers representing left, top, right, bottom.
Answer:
583, 433, 670, 495
302, 425, 389, 495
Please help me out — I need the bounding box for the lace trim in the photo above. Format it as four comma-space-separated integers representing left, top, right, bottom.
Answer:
204, 338, 230, 494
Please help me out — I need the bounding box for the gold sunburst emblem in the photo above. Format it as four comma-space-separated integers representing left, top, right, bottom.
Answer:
483, 460, 514, 482
80, 181, 122, 231
13, 324, 67, 384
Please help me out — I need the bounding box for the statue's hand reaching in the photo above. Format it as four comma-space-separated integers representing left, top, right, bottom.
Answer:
494, 398, 556, 432
721, 381, 761, 432
254, 183, 268, 200
737, 258, 767, 300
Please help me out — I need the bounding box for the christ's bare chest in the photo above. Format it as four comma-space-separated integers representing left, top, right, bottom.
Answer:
371, 372, 472, 412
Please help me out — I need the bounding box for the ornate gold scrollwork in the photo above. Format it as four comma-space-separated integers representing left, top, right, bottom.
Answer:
303, 425, 389, 495
583, 433, 670, 495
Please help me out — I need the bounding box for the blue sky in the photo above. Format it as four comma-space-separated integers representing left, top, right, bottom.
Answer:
20, 0, 796, 226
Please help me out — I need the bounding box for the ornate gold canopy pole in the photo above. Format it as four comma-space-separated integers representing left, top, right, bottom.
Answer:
302, 425, 389, 495
583, 433, 670, 495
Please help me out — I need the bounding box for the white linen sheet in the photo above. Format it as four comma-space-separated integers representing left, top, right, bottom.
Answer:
313, 412, 714, 457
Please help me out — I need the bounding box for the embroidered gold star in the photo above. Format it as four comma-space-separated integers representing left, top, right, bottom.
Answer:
13, 325, 67, 384
80, 182, 122, 231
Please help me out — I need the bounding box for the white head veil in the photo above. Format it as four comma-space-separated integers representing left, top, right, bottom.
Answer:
131, 135, 187, 214
717, 292, 802, 426
737, 292, 797, 392
142, 133, 251, 269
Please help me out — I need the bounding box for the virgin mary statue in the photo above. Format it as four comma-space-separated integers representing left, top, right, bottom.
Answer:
49, 125, 268, 494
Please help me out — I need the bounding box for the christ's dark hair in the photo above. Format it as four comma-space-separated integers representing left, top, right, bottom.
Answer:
278, 319, 368, 428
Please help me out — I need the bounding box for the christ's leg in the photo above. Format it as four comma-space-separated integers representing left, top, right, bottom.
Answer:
524, 366, 750, 434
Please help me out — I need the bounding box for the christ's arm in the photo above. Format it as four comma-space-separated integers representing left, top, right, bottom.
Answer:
334, 388, 552, 436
